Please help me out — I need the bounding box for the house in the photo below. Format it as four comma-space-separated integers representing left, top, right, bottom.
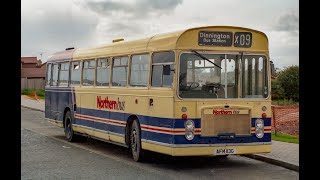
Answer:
21, 56, 47, 90
21, 57, 46, 79
21, 57, 38, 68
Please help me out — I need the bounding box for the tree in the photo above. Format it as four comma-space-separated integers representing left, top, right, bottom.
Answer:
271, 79, 285, 100
276, 66, 299, 101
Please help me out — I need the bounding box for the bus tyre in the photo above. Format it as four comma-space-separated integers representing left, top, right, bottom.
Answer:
216, 155, 229, 158
130, 120, 144, 162
64, 111, 78, 142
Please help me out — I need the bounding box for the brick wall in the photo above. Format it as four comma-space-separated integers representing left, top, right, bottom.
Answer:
271, 105, 299, 136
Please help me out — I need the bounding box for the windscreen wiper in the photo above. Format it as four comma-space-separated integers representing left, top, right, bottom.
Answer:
191, 50, 222, 69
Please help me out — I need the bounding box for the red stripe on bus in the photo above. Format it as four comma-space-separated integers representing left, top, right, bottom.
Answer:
141, 125, 183, 133
75, 114, 126, 125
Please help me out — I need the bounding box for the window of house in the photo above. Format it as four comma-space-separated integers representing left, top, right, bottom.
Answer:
70, 61, 81, 85
130, 54, 150, 87
151, 51, 175, 87
96, 58, 110, 86
58, 62, 70, 87
82, 60, 96, 86
112, 56, 128, 87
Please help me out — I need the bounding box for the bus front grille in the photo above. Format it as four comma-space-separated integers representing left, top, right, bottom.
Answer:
201, 113, 251, 137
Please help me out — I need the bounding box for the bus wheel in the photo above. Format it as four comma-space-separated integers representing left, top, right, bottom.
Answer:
216, 155, 229, 159
64, 111, 77, 142
130, 120, 144, 162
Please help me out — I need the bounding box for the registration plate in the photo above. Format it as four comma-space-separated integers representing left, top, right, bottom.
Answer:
214, 148, 236, 155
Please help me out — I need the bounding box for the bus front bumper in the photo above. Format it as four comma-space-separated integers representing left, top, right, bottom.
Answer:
142, 141, 272, 156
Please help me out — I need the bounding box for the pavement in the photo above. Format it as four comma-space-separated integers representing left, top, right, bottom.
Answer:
21, 95, 299, 172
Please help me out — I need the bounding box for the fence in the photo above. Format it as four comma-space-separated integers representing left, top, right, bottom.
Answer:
21, 78, 45, 90
271, 105, 299, 137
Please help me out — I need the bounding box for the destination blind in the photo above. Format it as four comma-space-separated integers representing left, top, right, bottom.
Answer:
198, 31, 252, 48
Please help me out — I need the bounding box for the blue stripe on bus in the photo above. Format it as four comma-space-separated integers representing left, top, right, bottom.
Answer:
251, 118, 271, 126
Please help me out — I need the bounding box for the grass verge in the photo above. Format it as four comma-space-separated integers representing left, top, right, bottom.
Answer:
21, 88, 45, 99
272, 132, 299, 144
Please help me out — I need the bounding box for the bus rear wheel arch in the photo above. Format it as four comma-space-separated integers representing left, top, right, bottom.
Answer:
64, 110, 79, 142
130, 119, 144, 162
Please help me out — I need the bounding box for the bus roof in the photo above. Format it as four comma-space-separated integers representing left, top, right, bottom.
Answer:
48, 26, 268, 62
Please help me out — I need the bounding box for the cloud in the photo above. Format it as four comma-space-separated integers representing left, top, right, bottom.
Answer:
77, 0, 183, 19
266, 9, 299, 68
21, 1, 99, 60
273, 10, 299, 34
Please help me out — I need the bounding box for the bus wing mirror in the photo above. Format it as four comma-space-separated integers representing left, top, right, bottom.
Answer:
163, 65, 171, 75
270, 61, 276, 77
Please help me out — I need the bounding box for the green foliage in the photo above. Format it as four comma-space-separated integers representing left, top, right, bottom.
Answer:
271, 79, 285, 100
21, 88, 33, 95
36, 89, 45, 98
21, 88, 45, 99
272, 99, 299, 106
276, 66, 299, 101
272, 132, 299, 144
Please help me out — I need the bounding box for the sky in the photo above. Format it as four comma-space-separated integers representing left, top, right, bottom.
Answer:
21, 0, 299, 69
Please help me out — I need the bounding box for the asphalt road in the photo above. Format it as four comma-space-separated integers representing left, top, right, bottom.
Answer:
21, 107, 299, 180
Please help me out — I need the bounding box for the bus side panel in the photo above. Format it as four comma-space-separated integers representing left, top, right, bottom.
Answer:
45, 87, 73, 123
57, 88, 71, 121
141, 116, 175, 144
44, 88, 51, 119
77, 93, 95, 136
144, 91, 175, 147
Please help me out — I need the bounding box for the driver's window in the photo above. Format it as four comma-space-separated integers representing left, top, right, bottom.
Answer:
186, 59, 217, 87
179, 53, 225, 98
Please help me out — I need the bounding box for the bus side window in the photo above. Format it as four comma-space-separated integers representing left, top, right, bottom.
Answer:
151, 51, 175, 87
58, 62, 70, 87
82, 59, 96, 86
130, 54, 150, 87
96, 58, 110, 86
52, 64, 59, 86
70, 61, 81, 86
46, 63, 52, 86
112, 56, 129, 87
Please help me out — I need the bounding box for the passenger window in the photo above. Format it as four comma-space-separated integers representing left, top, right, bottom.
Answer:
130, 54, 150, 87
112, 56, 128, 87
70, 61, 81, 86
46, 63, 52, 85
52, 64, 59, 86
82, 60, 96, 86
151, 51, 175, 87
96, 58, 110, 86
58, 62, 70, 87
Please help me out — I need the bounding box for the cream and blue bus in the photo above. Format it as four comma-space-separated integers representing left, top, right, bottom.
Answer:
45, 26, 272, 162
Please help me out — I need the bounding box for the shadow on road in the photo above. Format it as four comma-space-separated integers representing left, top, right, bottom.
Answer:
52, 134, 253, 171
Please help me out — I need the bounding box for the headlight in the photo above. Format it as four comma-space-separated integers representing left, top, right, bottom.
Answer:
255, 119, 264, 129
255, 129, 264, 138
255, 119, 264, 138
185, 120, 195, 140
185, 120, 195, 131
185, 131, 194, 140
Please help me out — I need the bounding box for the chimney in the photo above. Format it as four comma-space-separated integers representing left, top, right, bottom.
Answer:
37, 60, 42, 67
